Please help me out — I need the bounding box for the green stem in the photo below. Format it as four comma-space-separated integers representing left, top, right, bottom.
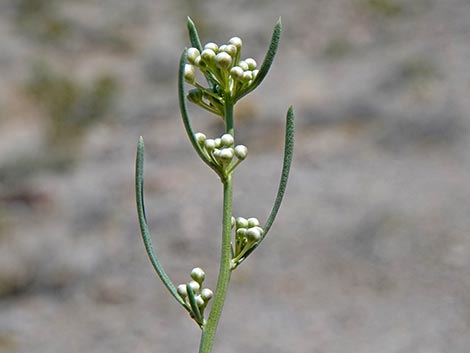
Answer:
198, 102, 234, 353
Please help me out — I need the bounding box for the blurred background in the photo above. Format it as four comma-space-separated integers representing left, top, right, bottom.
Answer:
1, 0, 469, 352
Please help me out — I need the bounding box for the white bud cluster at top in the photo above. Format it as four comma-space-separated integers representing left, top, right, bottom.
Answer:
177, 267, 213, 316
233, 216, 264, 262
194, 132, 247, 175
185, 36, 260, 108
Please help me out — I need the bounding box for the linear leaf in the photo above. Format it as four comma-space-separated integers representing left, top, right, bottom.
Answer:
234, 106, 295, 266
187, 16, 203, 52
235, 18, 282, 102
135, 137, 190, 310
187, 283, 203, 326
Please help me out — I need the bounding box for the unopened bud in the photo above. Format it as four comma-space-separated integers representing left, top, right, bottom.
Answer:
191, 267, 205, 284
228, 37, 242, 49
201, 288, 213, 301
201, 49, 216, 63
236, 217, 248, 229
238, 61, 249, 71
188, 280, 200, 293
184, 64, 196, 83
246, 227, 261, 241
177, 284, 188, 298
220, 133, 234, 147
194, 132, 206, 145
219, 148, 234, 162
236, 228, 247, 238
204, 42, 219, 52
215, 52, 232, 70
234, 145, 248, 160
187, 48, 200, 64
245, 58, 257, 70
242, 71, 253, 83
195, 295, 205, 307
230, 66, 244, 79
247, 217, 260, 227
204, 139, 216, 151
224, 44, 237, 57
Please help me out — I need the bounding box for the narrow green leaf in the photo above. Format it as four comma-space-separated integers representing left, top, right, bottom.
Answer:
178, 50, 224, 179
187, 283, 204, 326
235, 18, 282, 102
187, 17, 217, 87
187, 16, 203, 52
135, 137, 190, 311
234, 106, 295, 266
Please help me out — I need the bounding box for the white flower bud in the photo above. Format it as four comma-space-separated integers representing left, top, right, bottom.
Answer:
201, 288, 213, 301
215, 52, 232, 70
214, 138, 222, 148
231, 216, 236, 228
213, 149, 221, 159
228, 37, 242, 49
246, 227, 261, 241
194, 56, 202, 66
218, 44, 227, 52
236, 228, 247, 238
194, 132, 206, 145
177, 284, 188, 298
238, 61, 249, 71
242, 71, 253, 83
187, 48, 200, 64
234, 145, 247, 160
220, 133, 234, 147
204, 139, 216, 151
230, 66, 244, 80
236, 217, 248, 229
201, 49, 216, 63
247, 217, 260, 227
204, 42, 219, 52
188, 280, 200, 293
252, 69, 259, 79
196, 295, 205, 307
219, 148, 234, 161
224, 44, 237, 57
253, 226, 264, 236
191, 267, 205, 284
245, 58, 257, 70
184, 64, 196, 83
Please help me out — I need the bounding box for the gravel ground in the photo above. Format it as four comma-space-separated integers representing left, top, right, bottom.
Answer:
1, 1, 470, 353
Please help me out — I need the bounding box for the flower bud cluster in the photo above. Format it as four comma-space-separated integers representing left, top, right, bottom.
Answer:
185, 37, 261, 114
233, 216, 264, 263
194, 132, 247, 175
177, 267, 213, 320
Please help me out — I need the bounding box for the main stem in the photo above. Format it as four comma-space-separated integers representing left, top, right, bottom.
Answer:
198, 100, 234, 353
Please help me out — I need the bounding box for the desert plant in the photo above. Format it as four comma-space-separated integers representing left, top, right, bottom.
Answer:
136, 17, 294, 353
